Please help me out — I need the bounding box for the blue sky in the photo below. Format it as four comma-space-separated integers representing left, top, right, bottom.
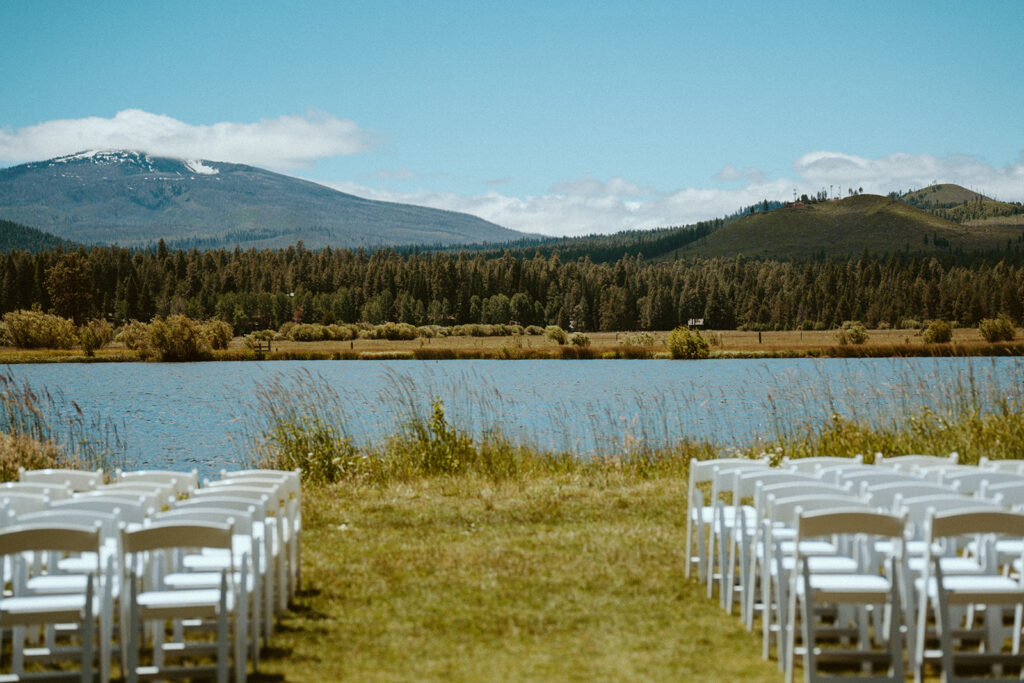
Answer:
2, 0, 1022, 235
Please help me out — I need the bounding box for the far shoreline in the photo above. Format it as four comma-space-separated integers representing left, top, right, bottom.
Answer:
1, 327, 1022, 363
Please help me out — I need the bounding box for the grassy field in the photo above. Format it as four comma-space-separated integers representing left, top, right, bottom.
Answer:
0, 325, 1019, 363
252, 472, 777, 682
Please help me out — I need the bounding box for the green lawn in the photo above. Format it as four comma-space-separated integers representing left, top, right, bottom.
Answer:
254, 473, 777, 681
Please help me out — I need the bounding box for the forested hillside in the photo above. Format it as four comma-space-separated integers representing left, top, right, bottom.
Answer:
0, 219, 76, 253
4, 243, 1022, 333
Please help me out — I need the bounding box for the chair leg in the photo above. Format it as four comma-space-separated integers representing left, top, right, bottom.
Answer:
81, 574, 95, 683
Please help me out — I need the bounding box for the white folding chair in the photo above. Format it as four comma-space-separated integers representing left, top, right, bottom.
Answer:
13, 509, 122, 683
715, 469, 818, 605
913, 510, 1024, 683
121, 521, 248, 683
785, 509, 907, 683
199, 481, 294, 611
739, 480, 853, 625
155, 505, 262, 670
0, 522, 108, 682
756, 494, 871, 668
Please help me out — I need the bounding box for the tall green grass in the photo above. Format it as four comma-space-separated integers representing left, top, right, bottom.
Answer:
244, 359, 1024, 485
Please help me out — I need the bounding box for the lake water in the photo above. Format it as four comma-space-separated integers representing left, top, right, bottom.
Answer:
5, 357, 1022, 477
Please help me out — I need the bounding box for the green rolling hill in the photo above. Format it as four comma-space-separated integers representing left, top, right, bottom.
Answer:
671, 193, 1022, 260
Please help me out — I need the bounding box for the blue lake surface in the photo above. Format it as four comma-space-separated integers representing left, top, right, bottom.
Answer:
5, 357, 1022, 477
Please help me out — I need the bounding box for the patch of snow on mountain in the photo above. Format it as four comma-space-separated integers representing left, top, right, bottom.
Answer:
185, 160, 218, 175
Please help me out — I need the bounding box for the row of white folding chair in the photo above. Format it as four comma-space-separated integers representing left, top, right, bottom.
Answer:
685, 457, 769, 583
718, 468, 821, 606
175, 493, 278, 645
0, 508, 255, 681
737, 478, 855, 623
216, 468, 302, 599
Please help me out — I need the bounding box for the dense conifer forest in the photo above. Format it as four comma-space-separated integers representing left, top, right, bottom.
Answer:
3, 239, 1022, 333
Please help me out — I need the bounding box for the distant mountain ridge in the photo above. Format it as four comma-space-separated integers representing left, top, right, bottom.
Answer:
0, 150, 524, 249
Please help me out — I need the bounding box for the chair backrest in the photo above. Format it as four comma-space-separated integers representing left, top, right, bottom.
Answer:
0, 481, 71, 500
688, 458, 769, 509
122, 520, 233, 554
0, 522, 102, 556
189, 489, 277, 515
833, 468, 923, 486
876, 452, 959, 471
116, 469, 198, 497
0, 492, 52, 519
938, 469, 1024, 494
753, 481, 847, 511
781, 454, 863, 473
865, 483, 957, 510
732, 469, 817, 503
978, 456, 1024, 474
19, 467, 103, 492
897, 494, 1001, 540
766, 493, 872, 528
78, 485, 170, 511
927, 509, 1024, 541
980, 481, 1024, 508
50, 495, 153, 523
156, 506, 254, 535
16, 508, 120, 540
797, 508, 906, 542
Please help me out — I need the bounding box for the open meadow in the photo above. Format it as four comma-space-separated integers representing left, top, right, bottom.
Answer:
0, 326, 1018, 363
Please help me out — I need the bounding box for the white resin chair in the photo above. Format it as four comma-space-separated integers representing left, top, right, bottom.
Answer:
785, 509, 908, 683
913, 509, 1024, 683
0, 522, 108, 682
155, 505, 263, 669
121, 521, 248, 683
755, 494, 871, 667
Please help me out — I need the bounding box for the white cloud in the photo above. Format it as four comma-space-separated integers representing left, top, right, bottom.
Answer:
793, 150, 1024, 201
0, 109, 374, 169
320, 150, 1024, 237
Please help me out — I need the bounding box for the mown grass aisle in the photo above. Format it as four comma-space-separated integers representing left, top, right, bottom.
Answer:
255, 474, 777, 681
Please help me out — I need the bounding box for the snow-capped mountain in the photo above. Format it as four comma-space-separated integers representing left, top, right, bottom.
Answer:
0, 151, 522, 249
